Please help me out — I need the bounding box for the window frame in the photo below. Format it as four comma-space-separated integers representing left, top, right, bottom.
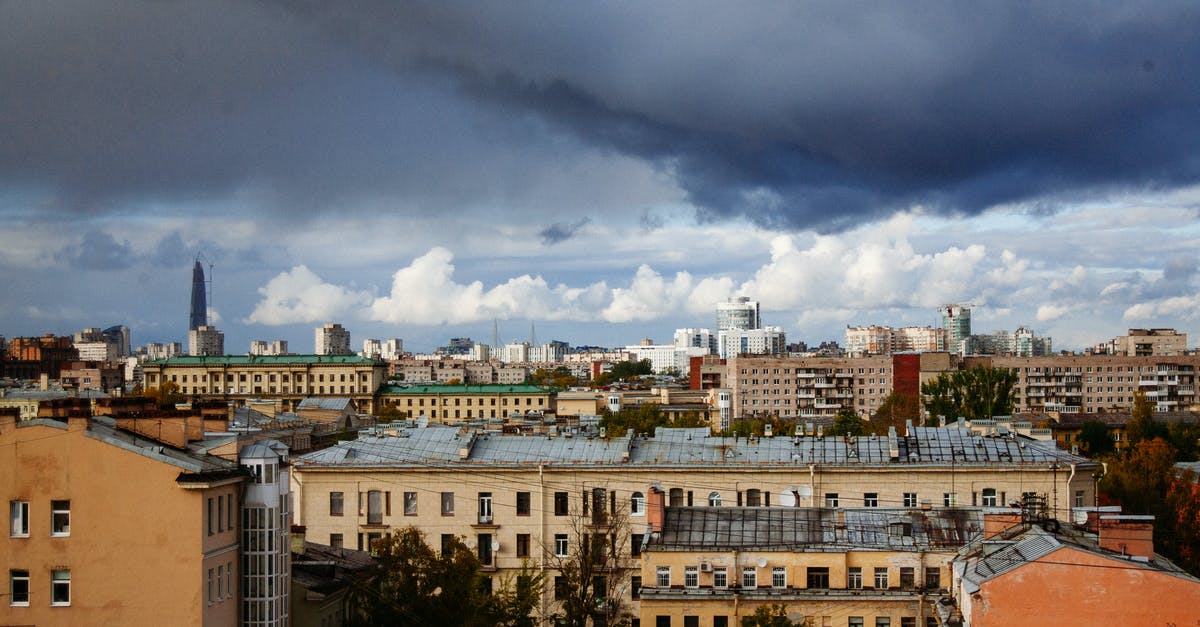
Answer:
9, 569, 29, 607
554, 492, 569, 516
403, 491, 417, 516
516, 491, 531, 516
51, 569, 71, 606
329, 491, 344, 517
684, 566, 699, 589
713, 567, 728, 589
631, 492, 645, 516
9, 500, 29, 538
656, 566, 671, 588
742, 567, 757, 589
554, 533, 569, 557
847, 566, 863, 589
772, 566, 787, 589
50, 500, 70, 537
441, 492, 455, 516
874, 567, 889, 589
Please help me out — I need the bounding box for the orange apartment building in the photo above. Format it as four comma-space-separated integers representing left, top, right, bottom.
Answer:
2, 412, 246, 626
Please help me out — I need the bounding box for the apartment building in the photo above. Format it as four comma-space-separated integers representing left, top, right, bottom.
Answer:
992, 354, 1198, 413
141, 355, 387, 413
314, 323, 352, 356
730, 355, 895, 420
189, 325, 225, 357
289, 424, 1097, 619
377, 384, 553, 422
639, 502, 979, 626
1, 413, 245, 626
1104, 328, 1188, 357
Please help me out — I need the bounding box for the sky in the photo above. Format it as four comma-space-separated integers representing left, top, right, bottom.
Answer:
3, 1, 1200, 354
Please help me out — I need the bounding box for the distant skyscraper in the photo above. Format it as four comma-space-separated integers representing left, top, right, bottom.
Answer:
315, 323, 352, 355
189, 260, 207, 331
939, 304, 972, 354
717, 297, 761, 332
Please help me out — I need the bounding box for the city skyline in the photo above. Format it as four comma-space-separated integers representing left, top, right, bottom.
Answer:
3, 3, 1200, 353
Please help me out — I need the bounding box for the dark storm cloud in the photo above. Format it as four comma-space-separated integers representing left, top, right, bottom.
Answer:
70, 232, 135, 270
4, 1, 1200, 231
538, 218, 591, 245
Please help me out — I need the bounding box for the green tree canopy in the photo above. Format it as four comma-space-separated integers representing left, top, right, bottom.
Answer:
920, 366, 1017, 423
741, 604, 811, 627
868, 392, 921, 435
1076, 420, 1115, 457
599, 404, 707, 438
827, 408, 865, 437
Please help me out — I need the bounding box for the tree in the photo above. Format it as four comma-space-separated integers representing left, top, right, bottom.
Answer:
546, 486, 634, 627
920, 366, 1017, 422
827, 408, 865, 436
599, 404, 706, 438
1076, 420, 1115, 457
867, 392, 920, 435
143, 381, 184, 407
348, 527, 541, 627
531, 366, 579, 389
741, 604, 812, 627
1125, 391, 1161, 446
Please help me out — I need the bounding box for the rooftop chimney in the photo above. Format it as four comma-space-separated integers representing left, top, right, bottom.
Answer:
647, 484, 666, 533
1098, 515, 1155, 559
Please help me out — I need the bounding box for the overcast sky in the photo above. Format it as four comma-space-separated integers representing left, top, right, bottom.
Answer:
3, 1, 1200, 353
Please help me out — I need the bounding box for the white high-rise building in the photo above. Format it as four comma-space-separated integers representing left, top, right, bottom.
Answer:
673, 328, 717, 355
468, 343, 491, 362
718, 326, 786, 359
188, 325, 224, 356
717, 297, 761, 331
361, 338, 382, 359
315, 323, 351, 355
502, 342, 530, 363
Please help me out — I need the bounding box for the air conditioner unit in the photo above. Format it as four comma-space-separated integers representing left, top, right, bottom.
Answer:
699, 562, 712, 572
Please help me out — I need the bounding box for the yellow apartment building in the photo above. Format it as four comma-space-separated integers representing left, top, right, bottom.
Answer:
376, 383, 554, 422
289, 424, 1098, 621
2, 412, 246, 626
637, 502, 977, 627
141, 354, 387, 413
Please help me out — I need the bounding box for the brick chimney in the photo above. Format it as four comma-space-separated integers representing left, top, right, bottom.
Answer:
647, 485, 666, 532
983, 510, 1024, 539
1098, 515, 1155, 559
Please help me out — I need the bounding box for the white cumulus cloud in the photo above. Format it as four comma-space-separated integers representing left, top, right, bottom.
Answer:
246, 265, 372, 325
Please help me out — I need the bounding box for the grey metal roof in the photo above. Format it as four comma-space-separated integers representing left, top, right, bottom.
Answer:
294, 426, 1095, 469
80, 416, 242, 475
651, 506, 983, 551
297, 397, 353, 411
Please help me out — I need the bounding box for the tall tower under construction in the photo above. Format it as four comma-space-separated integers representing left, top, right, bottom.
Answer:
189, 260, 207, 331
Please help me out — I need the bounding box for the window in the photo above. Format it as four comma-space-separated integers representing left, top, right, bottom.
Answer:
669, 488, 684, 507
440, 534, 454, 557
1075, 490, 1085, 508
863, 493, 878, 507
217, 495, 224, 532
555, 534, 568, 557
924, 567, 941, 590
631, 492, 645, 516
207, 567, 214, 604
684, 617, 699, 627
51, 500, 70, 536
745, 489, 762, 507
656, 566, 671, 587
900, 567, 915, 590
516, 491, 531, 516
685, 566, 699, 588
772, 567, 787, 588
10, 501, 29, 537
51, 569, 70, 606
825, 493, 839, 508
874, 567, 889, 589
330, 492, 344, 516
478, 492, 493, 524
226, 494, 234, 530
714, 617, 729, 627
517, 533, 530, 557
657, 617, 671, 627
876, 619, 891, 627
441, 492, 455, 516
943, 493, 956, 507
404, 492, 417, 515
742, 567, 757, 588
216, 564, 223, 601
367, 490, 383, 525
555, 576, 568, 600
477, 533, 493, 565
631, 533, 644, 557
554, 492, 569, 516
207, 497, 214, 535
631, 575, 642, 599
330, 533, 343, 548
805, 567, 828, 589
903, 492, 918, 508
708, 491, 722, 507
847, 567, 862, 589
9, 570, 29, 606
849, 619, 864, 627
901, 619, 916, 627
713, 567, 728, 588
981, 488, 997, 507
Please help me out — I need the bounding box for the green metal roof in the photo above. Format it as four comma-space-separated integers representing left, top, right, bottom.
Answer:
146, 355, 381, 366
379, 384, 552, 395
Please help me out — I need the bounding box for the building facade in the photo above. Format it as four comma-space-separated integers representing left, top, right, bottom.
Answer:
377, 384, 553, 422
189, 325, 225, 357
315, 324, 352, 356
142, 355, 387, 413
717, 297, 760, 332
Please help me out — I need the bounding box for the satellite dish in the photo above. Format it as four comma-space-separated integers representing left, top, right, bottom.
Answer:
1072, 509, 1089, 526
778, 491, 797, 507
492, 540, 501, 552
757, 557, 768, 568
795, 485, 812, 498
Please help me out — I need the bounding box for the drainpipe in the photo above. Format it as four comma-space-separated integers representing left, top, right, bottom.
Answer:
808, 463, 816, 507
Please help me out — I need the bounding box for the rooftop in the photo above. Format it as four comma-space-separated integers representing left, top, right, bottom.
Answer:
294, 425, 1095, 469
146, 354, 379, 366
378, 384, 552, 395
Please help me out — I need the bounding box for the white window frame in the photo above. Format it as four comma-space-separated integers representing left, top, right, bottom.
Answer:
708, 492, 722, 507
631, 492, 645, 516
903, 492, 918, 508
847, 567, 863, 589
713, 567, 728, 589
772, 567, 787, 589
981, 488, 997, 507
684, 566, 699, 588
9, 569, 29, 607
51, 569, 70, 606
742, 567, 757, 589
554, 534, 568, 557
656, 566, 671, 588
404, 491, 418, 515
825, 493, 839, 508
874, 567, 889, 589
51, 500, 70, 537
10, 501, 29, 537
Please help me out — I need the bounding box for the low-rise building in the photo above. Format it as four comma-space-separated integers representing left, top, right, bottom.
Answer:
377, 384, 554, 422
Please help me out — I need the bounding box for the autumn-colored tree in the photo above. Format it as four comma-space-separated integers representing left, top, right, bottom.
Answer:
1076, 420, 1115, 457
1165, 470, 1200, 575
741, 604, 812, 627
143, 381, 184, 407
868, 392, 920, 435
827, 408, 865, 436
546, 487, 634, 627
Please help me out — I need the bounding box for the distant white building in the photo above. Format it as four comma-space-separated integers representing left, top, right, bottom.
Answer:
188, 325, 224, 356
673, 328, 717, 355
315, 323, 351, 356
144, 342, 182, 360
717, 297, 760, 331
468, 343, 491, 362
717, 326, 786, 359
502, 342, 529, 364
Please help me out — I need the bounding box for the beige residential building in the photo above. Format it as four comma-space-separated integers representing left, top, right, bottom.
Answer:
730, 355, 894, 420
289, 424, 1098, 621
141, 355, 387, 413
2, 413, 245, 626
377, 384, 553, 422
992, 354, 1198, 413
1105, 328, 1188, 357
